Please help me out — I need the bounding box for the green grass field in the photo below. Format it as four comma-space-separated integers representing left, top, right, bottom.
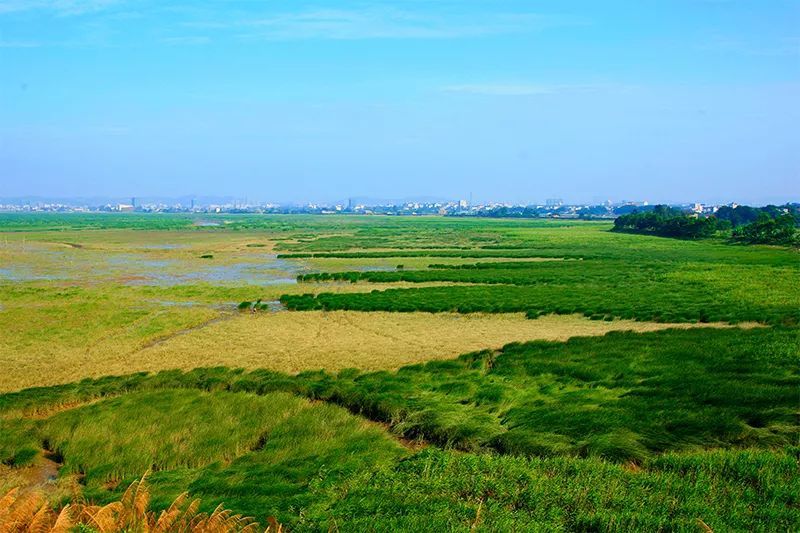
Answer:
0, 213, 798, 531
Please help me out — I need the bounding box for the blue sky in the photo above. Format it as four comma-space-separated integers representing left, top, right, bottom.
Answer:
1, 1, 798, 205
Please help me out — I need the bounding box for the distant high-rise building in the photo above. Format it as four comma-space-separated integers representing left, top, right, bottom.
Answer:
546, 198, 564, 207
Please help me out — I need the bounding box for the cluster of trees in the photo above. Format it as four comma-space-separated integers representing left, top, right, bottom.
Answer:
715, 204, 799, 227
468, 206, 554, 218
612, 206, 721, 239
732, 214, 798, 245
614, 204, 799, 245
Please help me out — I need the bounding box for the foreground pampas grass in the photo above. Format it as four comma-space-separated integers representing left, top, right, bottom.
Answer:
0, 475, 282, 533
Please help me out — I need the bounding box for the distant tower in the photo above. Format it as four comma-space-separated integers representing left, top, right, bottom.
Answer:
191, 198, 195, 209
131, 197, 136, 208
348, 198, 353, 210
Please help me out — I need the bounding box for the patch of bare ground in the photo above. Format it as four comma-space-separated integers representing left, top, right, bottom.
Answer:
0, 451, 64, 497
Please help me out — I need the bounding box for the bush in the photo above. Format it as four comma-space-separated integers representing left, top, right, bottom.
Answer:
613, 205, 719, 239
732, 214, 798, 245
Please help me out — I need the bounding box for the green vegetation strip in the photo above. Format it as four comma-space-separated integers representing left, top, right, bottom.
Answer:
284, 271, 798, 326
1, 327, 798, 529
276, 219, 799, 326
278, 250, 583, 259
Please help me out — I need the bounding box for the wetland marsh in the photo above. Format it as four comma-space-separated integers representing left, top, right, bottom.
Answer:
1, 213, 798, 531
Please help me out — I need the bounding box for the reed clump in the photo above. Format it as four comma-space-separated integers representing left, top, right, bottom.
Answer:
0, 475, 283, 532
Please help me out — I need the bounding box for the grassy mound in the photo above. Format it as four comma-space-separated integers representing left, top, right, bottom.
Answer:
3, 327, 797, 463
40, 390, 309, 484
0, 390, 405, 525
1, 326, 798, 529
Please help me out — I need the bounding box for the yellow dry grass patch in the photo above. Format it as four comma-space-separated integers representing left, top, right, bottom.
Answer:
0, 282, 489, 393
125, 312, 751, 377
0, 305, 221, 393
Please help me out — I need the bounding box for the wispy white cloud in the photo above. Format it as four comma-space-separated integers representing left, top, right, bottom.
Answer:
442, 84, 556, 96
442, 83, 634, 96
0, 0, 122, 16
186, 8, 582, 41
0, 3, 585, 45
97, 125, 130, 136
160, 35, 210, 46
698, 35, 800, 56
0, 40, 43, 47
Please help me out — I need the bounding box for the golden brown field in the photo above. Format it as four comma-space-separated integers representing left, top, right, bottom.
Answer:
131, 311, 760, 375
1, 304, 756, 391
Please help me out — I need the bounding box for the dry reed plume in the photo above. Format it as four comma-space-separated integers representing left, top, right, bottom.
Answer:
0, 474, 282, 533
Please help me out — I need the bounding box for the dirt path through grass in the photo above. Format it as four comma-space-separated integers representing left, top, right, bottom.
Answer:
135, 311, 237, 350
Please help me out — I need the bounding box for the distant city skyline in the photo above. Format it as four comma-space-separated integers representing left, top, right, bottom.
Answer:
0, 191, 800, 210
1, 1, 798, 205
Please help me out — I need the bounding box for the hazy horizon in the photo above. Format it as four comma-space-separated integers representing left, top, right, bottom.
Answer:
1, 193, 798, 208
1, 1, 798, 205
